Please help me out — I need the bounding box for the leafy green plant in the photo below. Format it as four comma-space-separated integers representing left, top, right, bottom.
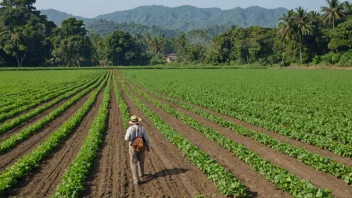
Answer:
0, 72, 105, 136
117, 77, 248, 197
0, 72, 104, 122
132, 81, 352, 185
0, 73, 107, 152
113, 73, 130, 128
124, 80, 331, 197
120, 69, 352, 157
0, 72, 109, 194
54, 73, 111, 197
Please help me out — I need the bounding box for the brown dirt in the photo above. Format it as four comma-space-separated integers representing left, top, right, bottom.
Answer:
0, 89, 95, 172
121, 81, 291, 198
5, 88, 105, 198
83, 80, 131, 198
0, 94, 71, 142
0, 76, 99, 124
130, 83, 352, 198
0, 96, 62, 124
122, 75, 352, 169
84, 78, 221, 198
156, 91, 352, 168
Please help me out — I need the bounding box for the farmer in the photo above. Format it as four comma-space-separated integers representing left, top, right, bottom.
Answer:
125, 115, 150, 185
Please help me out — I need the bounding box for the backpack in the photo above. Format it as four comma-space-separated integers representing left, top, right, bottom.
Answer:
131, 126, 146, 152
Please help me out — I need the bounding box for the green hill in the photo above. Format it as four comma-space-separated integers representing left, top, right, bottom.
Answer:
95, 5, 287, 31
40, 5, 287, 37
40, 9, 93, 26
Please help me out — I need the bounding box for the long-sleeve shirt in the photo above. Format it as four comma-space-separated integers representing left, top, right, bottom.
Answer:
125, 124, 150, 148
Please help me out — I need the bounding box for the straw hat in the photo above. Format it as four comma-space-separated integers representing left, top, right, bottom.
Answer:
129, 115, 142, 125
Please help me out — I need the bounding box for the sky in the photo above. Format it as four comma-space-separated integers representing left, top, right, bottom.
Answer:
34, 0, 325, 18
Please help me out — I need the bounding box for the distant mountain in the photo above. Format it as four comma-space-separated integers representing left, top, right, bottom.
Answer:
40, 9, 93, 26
87, 19, 180, 38
95, 5, 288, 31
40, 5, 288, 36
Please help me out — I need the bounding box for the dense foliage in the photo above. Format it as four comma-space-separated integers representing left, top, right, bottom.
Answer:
1, 0, 352, 67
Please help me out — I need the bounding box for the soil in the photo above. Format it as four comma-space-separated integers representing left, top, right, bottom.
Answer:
0, 89, 95, 172
4, 88, 104, 197
122, 81, 292, 198
0, 81, 90, 123
128, 79, 352, 168
1, 73, 351, 198
130, 82, 351, 198
84, 79, 221, 198
0, 95, 71, 142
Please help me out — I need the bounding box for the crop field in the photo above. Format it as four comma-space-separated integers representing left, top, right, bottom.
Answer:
0, 69, 351, 197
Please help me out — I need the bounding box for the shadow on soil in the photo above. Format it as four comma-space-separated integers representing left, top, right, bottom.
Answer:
140, 168, 190, 184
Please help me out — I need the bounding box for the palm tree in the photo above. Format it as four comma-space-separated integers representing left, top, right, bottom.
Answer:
148, 37, 166, 58
278, 10, 296, 64
176, 33, 187, 49
343, 1, 352, 15
278, 10, 296, 40
227, 26, 239, 50
321, 0, 345, 29
295, 7, 315, 63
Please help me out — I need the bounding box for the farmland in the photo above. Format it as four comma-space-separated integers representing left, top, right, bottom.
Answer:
0, 69, 351, 197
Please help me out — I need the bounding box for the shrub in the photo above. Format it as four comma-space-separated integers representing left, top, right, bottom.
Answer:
322, 52, 340, 65
150, 55, 166, 65
338, 50, 352, 67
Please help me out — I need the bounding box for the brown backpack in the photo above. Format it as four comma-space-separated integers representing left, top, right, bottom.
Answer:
131, 127, 146, 152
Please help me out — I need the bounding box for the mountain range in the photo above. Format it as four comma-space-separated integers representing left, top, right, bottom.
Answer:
40, 5, 288, 37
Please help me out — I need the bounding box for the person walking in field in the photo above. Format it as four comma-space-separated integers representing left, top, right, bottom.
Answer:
125, 115, 150, 185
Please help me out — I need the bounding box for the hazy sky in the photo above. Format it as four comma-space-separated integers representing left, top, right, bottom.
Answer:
34, 0, 325, 18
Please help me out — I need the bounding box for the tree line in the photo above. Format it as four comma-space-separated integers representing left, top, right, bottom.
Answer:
1, 0, 352, 67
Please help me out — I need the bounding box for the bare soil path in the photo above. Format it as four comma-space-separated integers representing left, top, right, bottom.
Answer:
92, 80, 222, 198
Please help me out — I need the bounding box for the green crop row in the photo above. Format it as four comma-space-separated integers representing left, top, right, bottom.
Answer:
0, 70, 102, 105
0, 72, 105, 136
53, 73, 111, 197
0, 72, 102, 112
0, 73, 107, 153
0, 72, 108, 194
120, 70, 352, 157
117, 78, 248, 197
124, 80, 332, 198
0, 73, 103, 122
113, 74, 129, 128
130, 81, 352, 185
0, 72, 101, 111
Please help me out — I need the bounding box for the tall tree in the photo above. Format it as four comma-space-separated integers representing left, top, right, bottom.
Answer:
278, 10, 296, 64
328, 16, 352, 52
105, 30, 145, 66
174, 33, 188, 62
321, 0, 345, 29
0, 0, 56, 66
90, 33, 109, 66
295, 7, 315, 63
343, 1, 352, 15
148, 36, 166, 57
50, 18, 92, 66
